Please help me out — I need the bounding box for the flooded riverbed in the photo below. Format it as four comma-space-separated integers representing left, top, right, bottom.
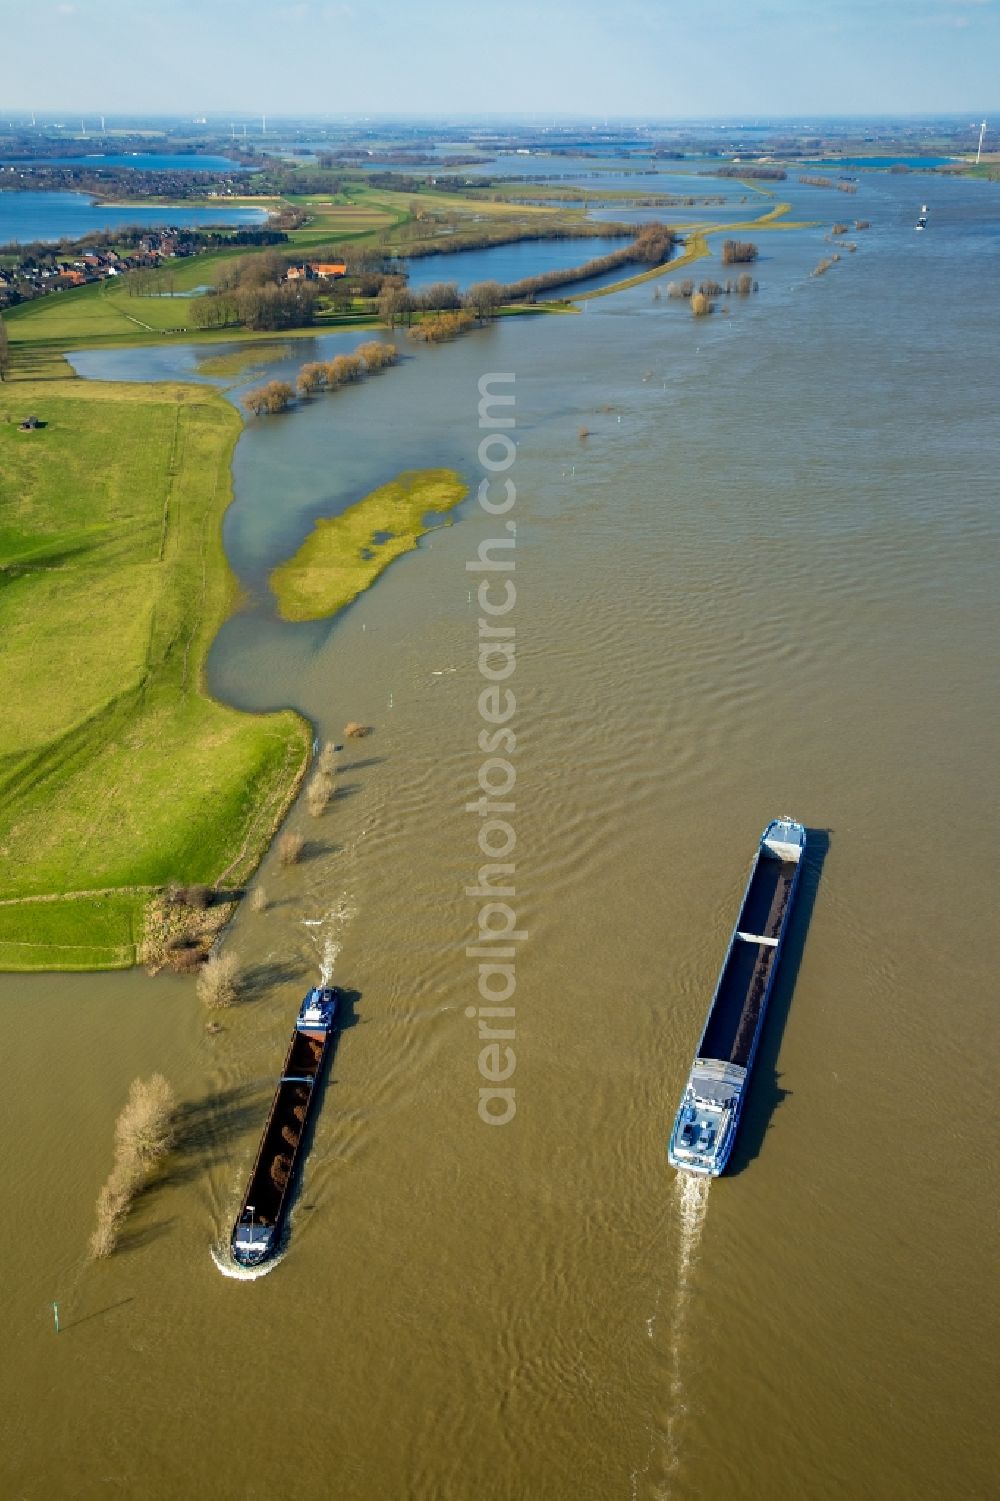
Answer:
3, 169, 998, 1500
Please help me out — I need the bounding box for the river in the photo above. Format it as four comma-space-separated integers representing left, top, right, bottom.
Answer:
2, 167, 997, 1500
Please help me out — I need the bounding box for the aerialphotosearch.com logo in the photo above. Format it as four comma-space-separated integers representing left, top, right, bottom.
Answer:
466, 372, 523, 1127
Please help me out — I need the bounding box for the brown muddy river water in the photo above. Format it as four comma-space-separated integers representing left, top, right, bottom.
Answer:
4, 173, 998, 1499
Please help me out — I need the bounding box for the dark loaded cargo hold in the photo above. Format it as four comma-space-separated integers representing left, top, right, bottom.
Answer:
230, 988, 338, 1268
700, 854, 795, 1067
668, 820, 806, 1177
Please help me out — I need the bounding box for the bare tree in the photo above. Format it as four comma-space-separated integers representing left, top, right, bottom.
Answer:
242, 381, 295, 416
466, 281, 504, 321
377, 285, 414, 328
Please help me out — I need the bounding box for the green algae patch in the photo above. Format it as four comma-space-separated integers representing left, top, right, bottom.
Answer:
270, 468, 469, 623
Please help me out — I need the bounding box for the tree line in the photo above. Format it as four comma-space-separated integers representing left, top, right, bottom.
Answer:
714, 165, 787, 180
666, 274, 758, 310
242, 341, 400, 416
799, 175, 858, 194
393, 220, 638, 261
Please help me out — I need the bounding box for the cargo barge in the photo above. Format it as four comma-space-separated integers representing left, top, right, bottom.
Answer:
231, 987, 338, 1267
668, 818, 806, 1176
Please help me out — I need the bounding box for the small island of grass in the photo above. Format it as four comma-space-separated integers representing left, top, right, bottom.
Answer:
270, 468, 469, 623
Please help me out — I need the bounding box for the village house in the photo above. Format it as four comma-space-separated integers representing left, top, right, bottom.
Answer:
284, 262, 347, 282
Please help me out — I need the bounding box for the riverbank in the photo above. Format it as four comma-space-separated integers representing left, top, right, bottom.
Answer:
0, 186, 809, 974
0, 371, 310, 970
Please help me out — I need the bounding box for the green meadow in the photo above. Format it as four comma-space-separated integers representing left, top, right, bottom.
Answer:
0, 374, 310, 969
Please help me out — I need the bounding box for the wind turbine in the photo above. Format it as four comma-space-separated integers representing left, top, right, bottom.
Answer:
976, 120, 987, 165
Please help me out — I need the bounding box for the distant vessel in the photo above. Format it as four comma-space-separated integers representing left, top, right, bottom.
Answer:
668, 819, 806, 1176
916, 204, 928, 231
231, 987, 338, 1267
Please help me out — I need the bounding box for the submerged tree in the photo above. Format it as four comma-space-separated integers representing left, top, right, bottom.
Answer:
721, 240, 759, 265
90, 1075, 177, 1258
242, 381, 295, 416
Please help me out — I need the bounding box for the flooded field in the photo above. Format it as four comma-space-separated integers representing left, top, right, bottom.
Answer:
3, 167, 998, 1499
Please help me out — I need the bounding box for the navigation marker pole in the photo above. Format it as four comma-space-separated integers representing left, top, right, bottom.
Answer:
977, 121, 987, 165
52, 1302, 60, 1335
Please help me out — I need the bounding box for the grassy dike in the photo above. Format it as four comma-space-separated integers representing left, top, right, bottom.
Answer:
270, 469, 468, 623
0, 373, 311, 970
572, 203, 813, 302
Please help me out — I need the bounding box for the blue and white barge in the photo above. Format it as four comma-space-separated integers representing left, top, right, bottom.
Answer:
231, 987, 338, 1267
668, 819, 806, 1176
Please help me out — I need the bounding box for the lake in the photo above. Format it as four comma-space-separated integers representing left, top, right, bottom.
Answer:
2, 166, 998, 1501
0, 153, 248, 172
0, 190, 268, 244
802, 156, 959, 169
401, 234, 630, 291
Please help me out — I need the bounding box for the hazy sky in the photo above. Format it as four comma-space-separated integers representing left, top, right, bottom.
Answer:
4, 0, 998, 118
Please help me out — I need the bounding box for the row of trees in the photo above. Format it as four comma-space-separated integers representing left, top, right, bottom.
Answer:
667, 274, 758, 299
394, 220, 637, 261
376, 278, 509, 326
799, 175, 858, 195
242, 341, 400, 415
715, 165, 787, 180
296, 340, 399, 393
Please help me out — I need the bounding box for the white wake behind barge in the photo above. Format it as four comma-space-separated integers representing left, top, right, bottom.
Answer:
668, 818, 806, 1176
